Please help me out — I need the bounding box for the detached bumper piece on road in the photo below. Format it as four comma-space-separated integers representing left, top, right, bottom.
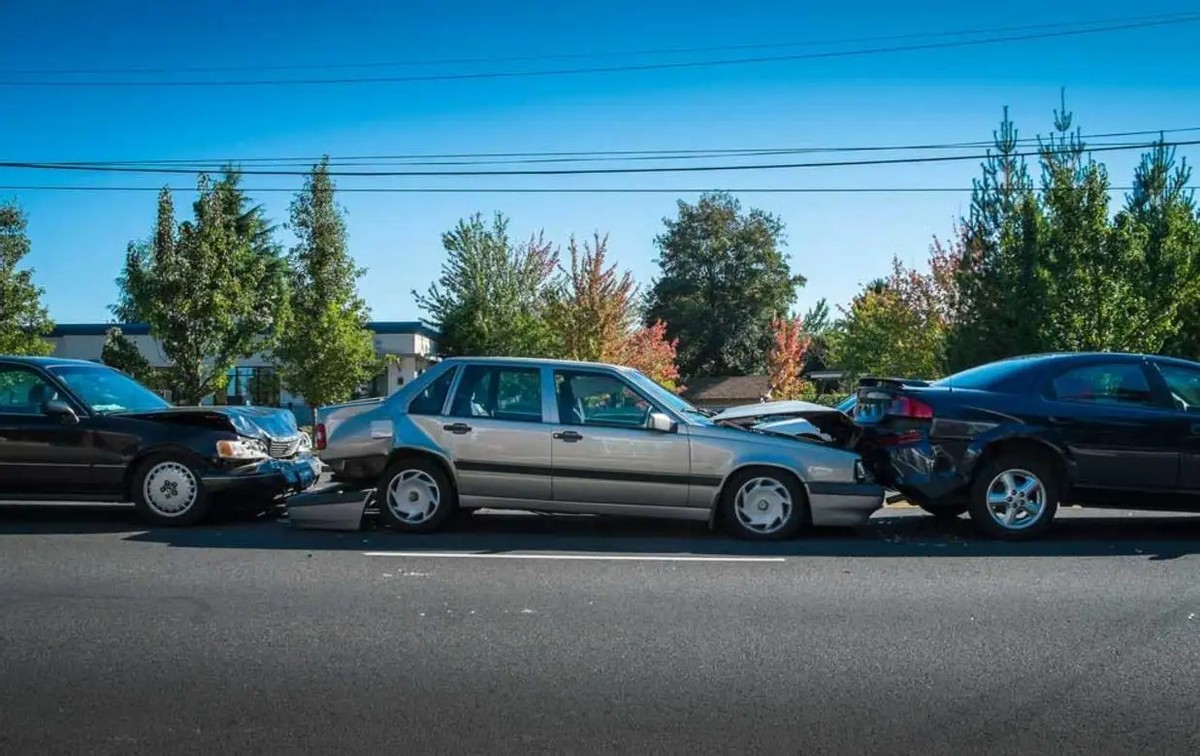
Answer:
286, 483, 372, 531
807, 482, 887, 527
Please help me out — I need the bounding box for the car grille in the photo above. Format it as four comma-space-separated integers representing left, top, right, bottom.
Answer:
268, 436, 301, 459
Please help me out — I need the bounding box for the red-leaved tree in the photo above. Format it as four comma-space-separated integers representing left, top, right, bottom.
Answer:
765, 315, 811, 400
619, 319, 683, 392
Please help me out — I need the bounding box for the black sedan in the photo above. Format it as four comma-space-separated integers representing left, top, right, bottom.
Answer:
855, 352, 1200, 539
0, 356, 320, 525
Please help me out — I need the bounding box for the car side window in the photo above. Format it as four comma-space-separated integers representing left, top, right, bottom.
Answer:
0, 366, 61, 415
449, 365, 543, 423
1049, 363, 1156, 406
555, 371, 652, 428
1156, 363, 1200, 412
408, 368, 457, 416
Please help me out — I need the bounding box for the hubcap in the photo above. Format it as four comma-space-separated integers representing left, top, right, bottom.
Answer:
386, 470, 441, 524
985, 469, 1047, 530
734, 477, 793, 534
142, 461, 199, 517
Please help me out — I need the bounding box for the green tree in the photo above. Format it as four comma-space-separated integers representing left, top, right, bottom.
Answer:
416, 212, 561, 357
0, 201, 53, 356
272, 158, 379, 408
101, 327, 160, 388
644, 192, 802, 378
113, 179, 288, 404
947, 107, 1045, 371
1117, 141, 1200, 357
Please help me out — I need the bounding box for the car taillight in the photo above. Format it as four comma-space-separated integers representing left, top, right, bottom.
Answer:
314, 423, 327, 451
889, 396, 934, 419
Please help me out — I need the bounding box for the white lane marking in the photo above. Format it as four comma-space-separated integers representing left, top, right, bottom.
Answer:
363, 552, 784, 562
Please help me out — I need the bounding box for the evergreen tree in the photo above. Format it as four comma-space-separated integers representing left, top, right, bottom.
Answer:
273, 158, 380, 409
0, 201, 53, 356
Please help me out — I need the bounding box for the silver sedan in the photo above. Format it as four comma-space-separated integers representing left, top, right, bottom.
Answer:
288, 357, 882, 540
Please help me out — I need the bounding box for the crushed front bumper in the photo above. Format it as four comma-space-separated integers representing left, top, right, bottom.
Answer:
201, 453, 323, 497
286, 483, 374, 531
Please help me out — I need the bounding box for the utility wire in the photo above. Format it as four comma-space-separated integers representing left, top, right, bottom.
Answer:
28, 127, 1200, 169
3, 15, 1197, 88
0, 185, 1191, 194
3, 138, 1197, 177
4, 11, 1192, 76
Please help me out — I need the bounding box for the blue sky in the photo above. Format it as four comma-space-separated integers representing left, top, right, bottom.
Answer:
4, 0, 1200, 325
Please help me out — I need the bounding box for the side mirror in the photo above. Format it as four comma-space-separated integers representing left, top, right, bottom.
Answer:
43, 399, 79, 425
647, 411, 677, 433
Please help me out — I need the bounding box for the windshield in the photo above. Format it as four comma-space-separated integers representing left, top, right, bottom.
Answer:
49, 365, 171, 414
623, 369, 713, 425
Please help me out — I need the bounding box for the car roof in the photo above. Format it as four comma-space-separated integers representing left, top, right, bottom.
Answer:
992, 352, 1196, 367
440, 355, 631, 371
0, 355, 105, 369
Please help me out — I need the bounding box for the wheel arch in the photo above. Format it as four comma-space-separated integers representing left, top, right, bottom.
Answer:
711, 463, 813, 527
384, 447, 459, 495
972, 436, 1071, 491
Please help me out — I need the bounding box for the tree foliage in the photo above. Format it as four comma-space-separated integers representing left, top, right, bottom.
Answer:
416, 212, 561, 358
0, 202, 53, 356
765, 315, 811, 400
552, 233, 636, 363
618, 319, 682, 391
101, 327, 159, 388
836, 97, 1200, 380
113, 176, 288, 404
272, 158, 379, 408
644, 192, 803, 378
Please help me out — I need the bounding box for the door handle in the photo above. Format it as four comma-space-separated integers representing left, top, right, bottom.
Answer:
1047, 416, 1074, 426
1189, 423, 1200, 435
553, 430, 583, 442
442, 422, 472, 435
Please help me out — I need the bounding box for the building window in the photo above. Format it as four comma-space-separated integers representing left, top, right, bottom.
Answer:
222, 367, 281, 406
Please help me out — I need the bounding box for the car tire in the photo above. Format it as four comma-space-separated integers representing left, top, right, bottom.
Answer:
967, 453, 1060, 540
721, 467, 808, 541
918, 500, 968, 520
132, 454, 211, 527
377, 457, 457, 534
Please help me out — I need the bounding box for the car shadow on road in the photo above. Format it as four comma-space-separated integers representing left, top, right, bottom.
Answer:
3, 505, 1200, 560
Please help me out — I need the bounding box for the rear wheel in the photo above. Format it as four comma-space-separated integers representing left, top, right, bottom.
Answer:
721, 468, 807, 541
967, 454, 1059, 540
377, 457, 457, 534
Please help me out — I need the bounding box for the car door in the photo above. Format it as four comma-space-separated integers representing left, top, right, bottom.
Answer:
0, 363, 95, 495
1041, 359, 1180, 491
433, 363, 552, 503
549, 369, 691, 509
1148, 360, 1200, 494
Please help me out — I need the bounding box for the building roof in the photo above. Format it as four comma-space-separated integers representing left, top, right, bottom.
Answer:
682, 375, 770, 402
49, 321, 440, 339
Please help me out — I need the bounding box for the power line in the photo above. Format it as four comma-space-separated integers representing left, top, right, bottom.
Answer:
4, 15, 1197, 88
4, 11, 1191, 76
4, 138, 1197, 177
29, 127, 1200, 169
0, 185, 1191, 195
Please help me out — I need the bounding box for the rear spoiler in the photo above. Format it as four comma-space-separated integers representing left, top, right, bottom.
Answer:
856, 376, 932, 389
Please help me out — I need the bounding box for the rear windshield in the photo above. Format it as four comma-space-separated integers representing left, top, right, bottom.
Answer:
932, 359, 1035, 391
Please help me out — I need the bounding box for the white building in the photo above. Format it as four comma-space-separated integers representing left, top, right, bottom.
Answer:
45, 321, 439, 424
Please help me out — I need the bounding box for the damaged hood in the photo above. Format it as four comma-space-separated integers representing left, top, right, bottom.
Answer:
711, 399, 857, 443
117, 405, 300, 440
711, 399, 849, 425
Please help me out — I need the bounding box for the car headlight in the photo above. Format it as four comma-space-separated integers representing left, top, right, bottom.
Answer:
216, 437, 269, 460
297, 431, 312, 453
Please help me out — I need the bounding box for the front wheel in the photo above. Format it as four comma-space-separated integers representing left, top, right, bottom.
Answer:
721, 468, 807, 541
967, 454, 1059, 540
132, 455, 211, 527
377, 457, 457, 534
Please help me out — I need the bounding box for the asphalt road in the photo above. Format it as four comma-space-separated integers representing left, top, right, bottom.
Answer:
2, 505, 1199, 755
